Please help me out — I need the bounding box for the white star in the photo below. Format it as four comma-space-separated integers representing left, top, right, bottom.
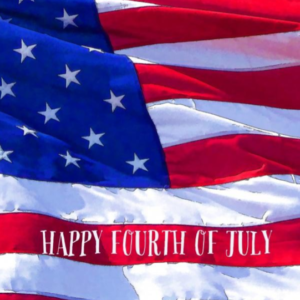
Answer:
38, 103, 60, 124
14, 40, 37, 63
0, 16, 12, 23
0, 145, 13, 163
82, 46, 104, 53
82, 128, 105, 149
104, 90, 125, 112
59, 64, 81, 88
0, 78, 16, 99
17, 125, 38, 137
60, 151, 81, 168
56, 9, 78, 29
19, 0, 34, 4
126, 153, 149, 174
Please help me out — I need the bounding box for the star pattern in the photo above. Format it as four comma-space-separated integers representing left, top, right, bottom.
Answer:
60, 151, 81, 168
17, 125, 38, 137
0, 11, 165, 186
0, 30, 150, 177
0, 145, 13, 163
82, 128, 105, 149
14, 40, 37, 63
56, 9, 78, 29
126, 153, 149, 174
59, 64, 81, 88
0, 78, 16, 99
104, 90, 125, 112
38, 103, 61, 124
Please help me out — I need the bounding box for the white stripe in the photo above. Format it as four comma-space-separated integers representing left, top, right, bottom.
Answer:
117, 31, 300, 70
129, 56, 154, 64
0, 254, 137, 300
95, 0, 156, 13
148, 103, 279, 147
147, 100, 300, 140
1, 175, 300, 227
4, 255, 300, 300
124, 263, 300, 300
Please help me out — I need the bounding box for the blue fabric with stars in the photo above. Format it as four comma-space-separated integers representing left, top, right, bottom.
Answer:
0, 21, 170, 188
0, 0, 113, 53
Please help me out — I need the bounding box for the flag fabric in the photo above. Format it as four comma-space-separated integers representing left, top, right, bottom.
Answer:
0, 0, 300, 299
1, 0, 300, 188
0, 0, 112, 52
1, 176, 300, 299
97, 0, 300, 188
0, 21, 169, 188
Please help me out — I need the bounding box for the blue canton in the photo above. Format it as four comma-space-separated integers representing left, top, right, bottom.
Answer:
0, 22, 170, 188
0, 0, 112, 52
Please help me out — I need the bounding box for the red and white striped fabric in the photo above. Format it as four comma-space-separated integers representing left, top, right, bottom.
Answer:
1, 175, 300, 299
96, 0, 300, 189
96, 0, 299, 298
2, 1, 300, 300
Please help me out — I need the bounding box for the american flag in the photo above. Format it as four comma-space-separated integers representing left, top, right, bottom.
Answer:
0, 0, 300, 299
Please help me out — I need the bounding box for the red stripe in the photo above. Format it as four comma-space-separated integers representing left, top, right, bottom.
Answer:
0, 295, 61, 300
99, 7, 300, 50
136, 64, 300, 109
130, 0, 300, 22
1, 213, 300, 267
164, 134, 300, 188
